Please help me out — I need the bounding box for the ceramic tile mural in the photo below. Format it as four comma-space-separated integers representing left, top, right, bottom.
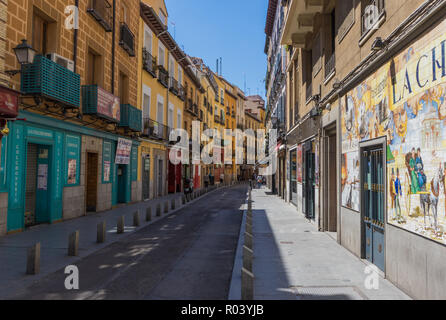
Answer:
341, 19, 446, 244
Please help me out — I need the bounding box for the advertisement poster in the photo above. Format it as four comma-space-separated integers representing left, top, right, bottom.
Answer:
297, 144, 302, 183
37, 164, 48, 190
341, 18, 446, 244
341, 152, 360, 211
97, 87, 121, 122
103, 161, 111, 182
115, 138, 132, 165
67, 159, 77, 184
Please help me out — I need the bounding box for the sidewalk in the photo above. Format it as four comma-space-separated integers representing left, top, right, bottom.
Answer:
0, 187, 218, 300
230, 187, 411, 300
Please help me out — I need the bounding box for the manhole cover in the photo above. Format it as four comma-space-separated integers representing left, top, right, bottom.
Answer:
294, 286, 366, 300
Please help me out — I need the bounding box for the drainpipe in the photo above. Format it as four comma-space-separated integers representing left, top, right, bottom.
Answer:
111, 0, 116, 94
73, 0, 79, 73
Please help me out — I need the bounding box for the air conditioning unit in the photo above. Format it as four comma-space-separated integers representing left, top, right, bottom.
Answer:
46, 53, 75, 72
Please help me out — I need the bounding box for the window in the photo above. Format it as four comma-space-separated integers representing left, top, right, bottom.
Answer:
87, 48, 103, 86
169, 54, 175, 77
119, 72, 129, 104
32, 9, 57, 55
142, 85, 151, 120
159, 10, 166, 25
178, 66, 183, 85
337, 0, 355, 42
120, 2, 128, 24
157, 95, 164, 124
158, 42, 165, 67
361, 0, 385, 36
177, 110, 182, 129
144, 25, 152, 53
168, 103, 174, 129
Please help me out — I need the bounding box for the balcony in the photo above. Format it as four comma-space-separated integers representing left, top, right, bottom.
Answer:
21, 55, 80, 108
169, 77, 179, 95
324, 52, 335, 80
87, 0, 112, 32
281, 0, 323, 47
361, 0, 385, 36
158, 66, 169, 88
142, 48, 157, 77
220, 97, 224, 105
82, 85, 120, 123
192, 103, 198, 115
142, 117, 171, 141
119, 23, 135, 57
119, 104, 142, 132
178, 84, 185, 101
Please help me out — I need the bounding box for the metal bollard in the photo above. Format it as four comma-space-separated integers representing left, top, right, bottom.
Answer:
171, 198, 176, 210
26, 243, 41, 275
164, 201, 169, 214
146, 207, 152, 222
241, 267, 254, 300
68, 231, 79, 256
133, 210, 140, 227
97, 221, 106, 243
243, 245, 253, 272
244, 232, 253, 250
156, 203, 161, 217
182, 195, 186, 205
117, 216, 125, 234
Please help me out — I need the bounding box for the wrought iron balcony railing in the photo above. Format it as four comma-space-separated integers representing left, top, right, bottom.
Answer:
325, 52, 335, 79
361, 0, 385, 36
119, 22, 135, 57
142, 117, 171, 141
142, 47, 157, 77
158, 66, 169, 88
169, 77, 179, 95
178, 84, 185, 101
87, 0, 112, 32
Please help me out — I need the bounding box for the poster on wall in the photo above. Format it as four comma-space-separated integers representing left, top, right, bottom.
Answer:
97, 87, 121, 122
37, 164, 48, 190
103, 161, 111, 182
341, 18, 446, 244
115, 138, 132, 165
341, 152, 360, 211
67, 159, 77, 184
297, 144, 302, 183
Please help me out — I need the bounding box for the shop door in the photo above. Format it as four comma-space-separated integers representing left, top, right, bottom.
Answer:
157, 158, 163, 197
176, 164, 182, 192
304, 148, 315, 219
25, 144, 38, 227
142, 156, 150, 200
86, 153, 98, 212
290, 150, 297, 206
362, 148, 385, 271
117, 164, 129, 203
168, 161, 176, 194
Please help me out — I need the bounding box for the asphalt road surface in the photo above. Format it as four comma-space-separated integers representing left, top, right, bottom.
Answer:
11, 185, 247, 300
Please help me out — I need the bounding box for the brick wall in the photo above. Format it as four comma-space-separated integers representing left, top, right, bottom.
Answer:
6, 0, 139, 107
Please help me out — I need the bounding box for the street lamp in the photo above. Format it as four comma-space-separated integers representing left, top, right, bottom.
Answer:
6, 39, 36, 76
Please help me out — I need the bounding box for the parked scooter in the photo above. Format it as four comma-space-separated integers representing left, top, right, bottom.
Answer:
184, 178, 194, 195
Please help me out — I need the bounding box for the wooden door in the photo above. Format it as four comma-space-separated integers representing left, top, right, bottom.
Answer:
86, 153, 98, 212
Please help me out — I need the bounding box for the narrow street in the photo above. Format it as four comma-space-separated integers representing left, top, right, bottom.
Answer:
9, 186, 247, 300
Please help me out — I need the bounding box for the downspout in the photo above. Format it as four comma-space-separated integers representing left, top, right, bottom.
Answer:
111, 0, 116, 94
73, 0, 79, 73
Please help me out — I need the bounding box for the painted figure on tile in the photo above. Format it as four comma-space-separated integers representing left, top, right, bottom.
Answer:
407, 148, 420, 194
390, 168, 396, 218
395, 168, 403, 221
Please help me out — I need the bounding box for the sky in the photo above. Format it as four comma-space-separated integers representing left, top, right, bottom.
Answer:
164, 0, 268, 100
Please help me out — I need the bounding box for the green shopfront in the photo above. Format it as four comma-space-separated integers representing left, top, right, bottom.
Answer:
1, 110, 139, 234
